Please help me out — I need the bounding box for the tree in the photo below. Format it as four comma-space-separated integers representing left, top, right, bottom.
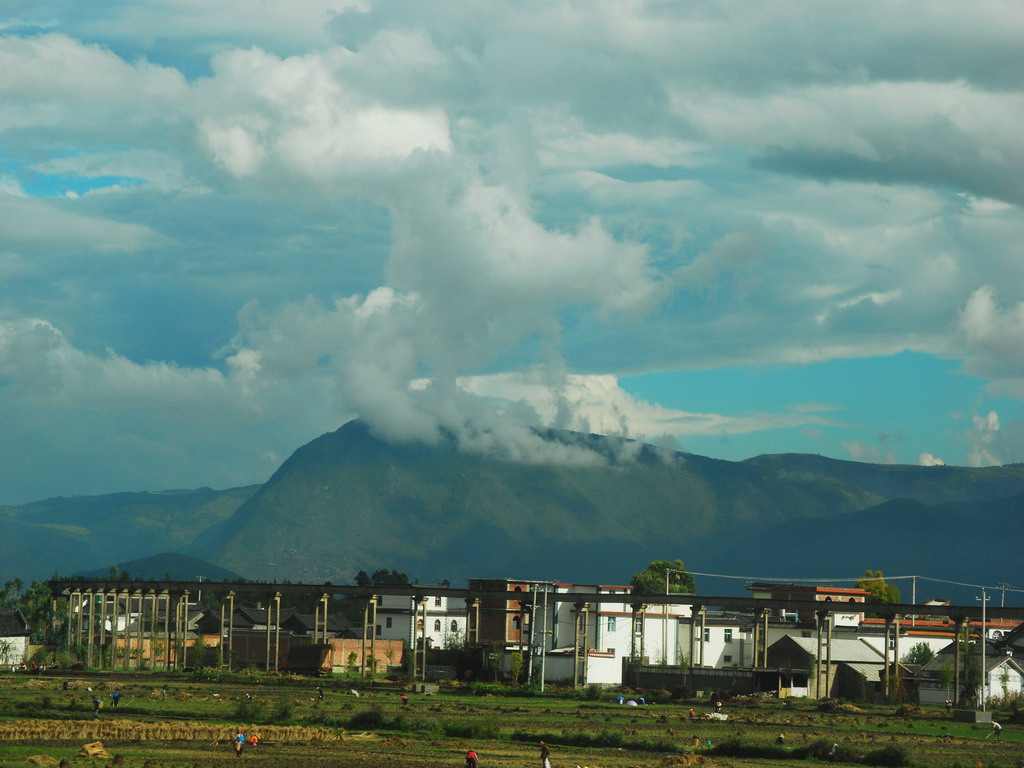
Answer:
903, 642, 935, 666
855, 570, 900, 604
0, 578, 24, 612
630, 560, 695, 595
354, 569, 409, 586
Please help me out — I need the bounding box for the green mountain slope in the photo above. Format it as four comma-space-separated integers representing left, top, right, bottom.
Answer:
0, 486, 258, 582
73, 552, 246, 582
744, 454, 1024, 505
7, 423, 1024, 592
196, 421, 887, 584
701, 492, 1024, 601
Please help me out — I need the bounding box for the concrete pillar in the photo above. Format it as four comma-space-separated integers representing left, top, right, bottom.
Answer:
320, 594, 329, 643
954, 617, 965, 706
762, 609, 770, 667
219, 601, 226, 668
417, 597, 428, 680
640, 605, 649, 664
265, 595, 273, 672
227, 592, 235, 669
48, 597, 57, 648
698, 607, 707, 667
883, 617, 892, 698
121, 591, 131, 669
688, 606, 698, 674
752, 615, 761, 669
825, 612, 833, 697
111, 592, 120, 668
471, 599, 480, 645
180, 590, 190, 670
134, 590, 144, 669
274, 592, 282, 672
86, 590, 96, 668
72, 590, 82, 652
147, 590, 157, 669
573, 603, 589, 688
162, 591, 171, 670
98, 592, 107, 669
892, 614, 901, 700
814, 611, 824, 698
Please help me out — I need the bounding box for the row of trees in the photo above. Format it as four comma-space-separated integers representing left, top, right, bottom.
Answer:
628, 561, 902, 603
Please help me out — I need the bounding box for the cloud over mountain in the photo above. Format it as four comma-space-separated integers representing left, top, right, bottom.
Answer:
1, 1, 1023, 501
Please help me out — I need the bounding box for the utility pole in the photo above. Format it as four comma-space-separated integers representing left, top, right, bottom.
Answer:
980, 588, 988, 711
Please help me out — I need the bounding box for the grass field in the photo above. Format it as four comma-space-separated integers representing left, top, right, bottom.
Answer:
0, 671, 1020, 768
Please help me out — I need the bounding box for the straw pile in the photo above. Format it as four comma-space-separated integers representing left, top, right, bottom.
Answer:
0, 719, 347, 743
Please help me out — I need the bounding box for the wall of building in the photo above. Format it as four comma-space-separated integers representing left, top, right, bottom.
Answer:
0, 636, 29, 666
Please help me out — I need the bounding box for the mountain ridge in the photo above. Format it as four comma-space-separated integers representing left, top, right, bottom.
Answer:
5, 421, 1023, 599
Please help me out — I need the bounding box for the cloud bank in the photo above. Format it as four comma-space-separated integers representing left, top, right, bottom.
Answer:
1, 1, 1024, 501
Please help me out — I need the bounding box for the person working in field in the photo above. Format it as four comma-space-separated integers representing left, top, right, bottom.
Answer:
540, 741, 551, 768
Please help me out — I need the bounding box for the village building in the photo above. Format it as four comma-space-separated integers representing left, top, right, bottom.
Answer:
376, 590, 467, 651
0, 611, 32, 667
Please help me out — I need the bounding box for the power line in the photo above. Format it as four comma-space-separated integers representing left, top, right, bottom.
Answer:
687, 570, 1024, 594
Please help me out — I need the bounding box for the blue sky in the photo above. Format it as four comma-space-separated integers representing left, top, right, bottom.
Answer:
1, 1, 1023, 504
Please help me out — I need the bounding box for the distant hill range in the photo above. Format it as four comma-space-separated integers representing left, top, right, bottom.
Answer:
4, 420, 1023, 602
0, 486, 258, 583
73, 552, 245, 582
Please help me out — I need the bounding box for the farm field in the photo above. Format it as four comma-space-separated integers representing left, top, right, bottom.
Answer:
0, 672, 1020, 768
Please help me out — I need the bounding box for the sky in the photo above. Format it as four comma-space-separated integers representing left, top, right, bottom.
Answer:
1, 1, 1024, 505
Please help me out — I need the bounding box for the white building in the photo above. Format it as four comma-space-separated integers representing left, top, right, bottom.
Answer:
376, 591, 467, 651
0, 611, 32, 666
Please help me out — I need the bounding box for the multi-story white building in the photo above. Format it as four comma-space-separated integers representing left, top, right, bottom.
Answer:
376, 591, 468, 651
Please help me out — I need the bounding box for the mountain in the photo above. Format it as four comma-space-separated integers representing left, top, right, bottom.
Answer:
6, 422, 1024, 599
73, 552, 247, 582
701, 493, 1024, 602
744, 453, 1024, 505
0, 486, 258, 583
193, 421, 1024, 592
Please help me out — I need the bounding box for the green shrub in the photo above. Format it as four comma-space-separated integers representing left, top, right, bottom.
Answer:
347, 707, 388, 730
861, 744, 911, 767
442, 721, 500, 740
189, 667, 220, 682
804, 739, 859, 763
709, 737, 791, 760
468, 682, 537, 697
303, 706, 342, 727
233, 696, 266, 722
511, 729, 677, 753
272, 694, 293, 721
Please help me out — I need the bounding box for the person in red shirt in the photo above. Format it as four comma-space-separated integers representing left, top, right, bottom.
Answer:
466, 749, 478, 768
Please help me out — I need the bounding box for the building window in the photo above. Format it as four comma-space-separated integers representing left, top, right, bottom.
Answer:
434, 596, 442, 607
723, 655, 732, 663
386, 617, 393, 629
376, 625, 381, 636
608, 617, 617, 632
724, 628, 733, 643
434, 620, 441, 632
450, 620, 458, 632
704, 628, 711, 642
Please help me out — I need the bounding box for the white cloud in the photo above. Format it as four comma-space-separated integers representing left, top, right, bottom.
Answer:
843, 439, 898, 465
963, 409, 1024, 467
959, 286, 1024, 380
0, 192, 165, 254
1, 0, 1024, 500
